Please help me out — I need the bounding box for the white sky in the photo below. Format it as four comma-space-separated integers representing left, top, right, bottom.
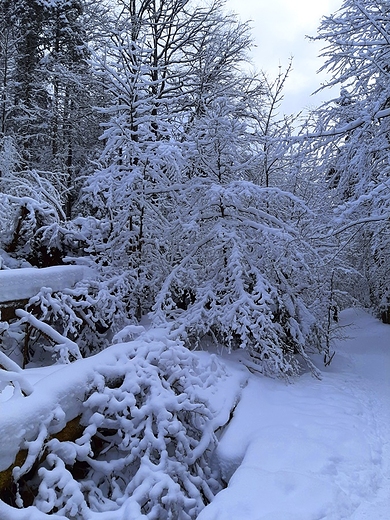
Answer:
225, 0, 343, 114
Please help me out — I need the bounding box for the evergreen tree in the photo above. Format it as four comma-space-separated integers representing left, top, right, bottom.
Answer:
44, 0, 94, 217
1, 0, 49, 164
0, 0, 99, 217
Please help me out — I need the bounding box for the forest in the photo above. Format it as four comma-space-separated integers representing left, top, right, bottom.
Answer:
0, 0, 389, 518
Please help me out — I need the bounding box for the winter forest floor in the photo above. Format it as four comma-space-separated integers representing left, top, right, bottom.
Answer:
0, 308, 389, 519
199, 308, 390, 520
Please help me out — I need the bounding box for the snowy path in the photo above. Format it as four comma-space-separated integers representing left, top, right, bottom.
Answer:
340, 309, 390, 519
199, 309, 390, 520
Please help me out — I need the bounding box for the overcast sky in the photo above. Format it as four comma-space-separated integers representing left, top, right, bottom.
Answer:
225, 0, 343, 114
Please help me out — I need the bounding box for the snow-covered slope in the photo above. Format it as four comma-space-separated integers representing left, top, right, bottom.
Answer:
199, 308, 390, 520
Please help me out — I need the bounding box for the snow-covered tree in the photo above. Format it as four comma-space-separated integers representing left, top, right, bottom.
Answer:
310, 0, 390, 320
43, 0, 98, 217
82, 1, 253, 325
75, 0, 331, 374
0, 0, 100, 216
0, 2, 17, 137
153, 179, 325, 377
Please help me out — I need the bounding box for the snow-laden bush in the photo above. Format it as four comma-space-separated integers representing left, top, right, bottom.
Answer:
154, 181, 324, 377
0, 137, 80, 267
0, 167, 69, 267
0, 278, 109, 366
0, 194, 60, 264
3, 334, 228, 519
25, 283, 111, 359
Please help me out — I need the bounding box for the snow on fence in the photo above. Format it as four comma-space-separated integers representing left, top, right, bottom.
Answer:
0, 265, 94, 305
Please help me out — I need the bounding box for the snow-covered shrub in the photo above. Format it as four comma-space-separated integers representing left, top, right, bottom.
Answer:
24, 283, 109, 359
0, 351, 33, 398
4, 335, 227, 519
0, 137, 77, 267
0, 303, 84, 367
0, 267, 110, 366
0, 193, 65, 267
154, 181, 324, 377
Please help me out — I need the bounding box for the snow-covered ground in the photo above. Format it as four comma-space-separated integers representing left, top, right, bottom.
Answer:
200, 308, 390, 520
0, 308, 388, 519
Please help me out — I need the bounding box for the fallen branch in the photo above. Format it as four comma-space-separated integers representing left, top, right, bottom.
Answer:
15, 309, 82, 363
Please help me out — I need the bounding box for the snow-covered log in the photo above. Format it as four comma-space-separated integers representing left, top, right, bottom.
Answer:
0, 266, 94, 304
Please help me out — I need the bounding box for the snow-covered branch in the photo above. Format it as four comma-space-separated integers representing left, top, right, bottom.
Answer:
15, 310, 82, 363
